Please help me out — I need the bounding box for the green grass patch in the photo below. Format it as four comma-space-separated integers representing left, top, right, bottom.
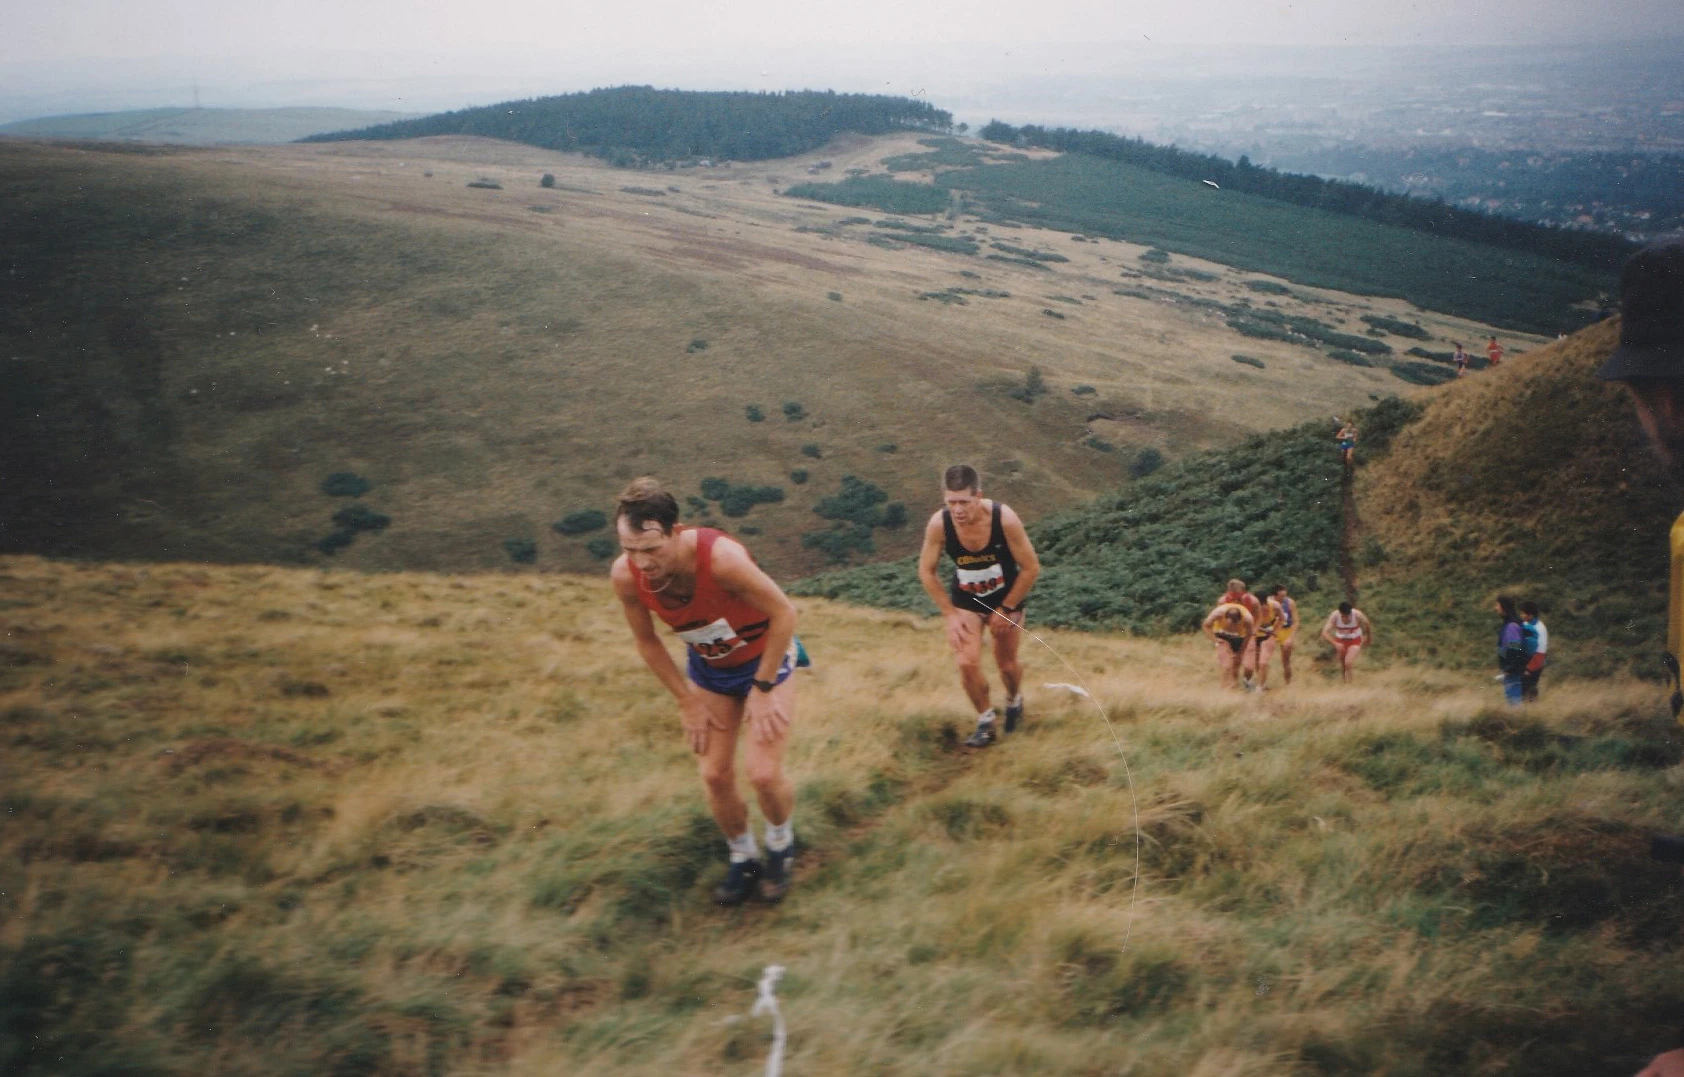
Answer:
782, 176, 950, 215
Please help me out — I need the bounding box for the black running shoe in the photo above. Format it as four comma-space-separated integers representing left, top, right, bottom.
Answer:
1003, 697, 1025, 734
713, 858, 762, 906
759, 843, 795, 904
963, 719, 998, 748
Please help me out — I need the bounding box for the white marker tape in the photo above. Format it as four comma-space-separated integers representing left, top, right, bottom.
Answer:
1042, 682, 1092, 698
751, 964, 787, 1077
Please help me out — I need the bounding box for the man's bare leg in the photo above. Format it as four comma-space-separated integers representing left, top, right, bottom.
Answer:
952, 616, 992, 713
695, 690, 751, 838
991, 617, 1023, 701
1280, 643, 1294, 685
742, 677, 796, 827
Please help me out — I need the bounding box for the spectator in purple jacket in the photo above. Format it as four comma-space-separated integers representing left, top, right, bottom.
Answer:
1495, 595, 1526, 706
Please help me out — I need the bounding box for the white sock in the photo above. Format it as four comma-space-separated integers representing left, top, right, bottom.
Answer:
977, 708, 997, 725
726, 831, 758, 863
765, 818, 794, 852
1007, 693, 1023, 709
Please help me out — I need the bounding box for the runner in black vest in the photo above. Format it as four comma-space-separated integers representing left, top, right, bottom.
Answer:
918, 464, 1041, 748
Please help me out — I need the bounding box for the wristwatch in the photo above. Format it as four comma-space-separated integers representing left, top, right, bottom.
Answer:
751, 678, 777, 692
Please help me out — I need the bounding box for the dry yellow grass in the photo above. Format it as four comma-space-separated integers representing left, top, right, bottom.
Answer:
0, 135, 1543, 578
4, 553, 1682, 1075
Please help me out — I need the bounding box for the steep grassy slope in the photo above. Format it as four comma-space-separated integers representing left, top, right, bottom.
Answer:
4, 554, 1684, 1076
1355, 319, 1681, 678
0, 136, 1509, 578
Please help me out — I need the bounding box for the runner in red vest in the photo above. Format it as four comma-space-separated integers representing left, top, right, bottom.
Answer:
1487, 336, 1505, 367
611, 477, 801, 905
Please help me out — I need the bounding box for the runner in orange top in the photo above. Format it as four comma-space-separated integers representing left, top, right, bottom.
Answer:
1202, 601, 1256, 690
611, 477, 801, 905
1319, 601, 1373, 684
1487, 336, 1504, 367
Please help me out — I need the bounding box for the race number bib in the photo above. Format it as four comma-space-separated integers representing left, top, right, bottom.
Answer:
955, 564, 1005, 597
677, 617, 746, 660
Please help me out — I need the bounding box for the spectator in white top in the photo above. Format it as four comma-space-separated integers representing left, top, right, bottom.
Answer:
1520, 602, 1548, 702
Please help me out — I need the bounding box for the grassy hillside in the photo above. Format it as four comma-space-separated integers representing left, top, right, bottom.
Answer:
795, 397, 1417, 633
795, 150, 1612, 335
5, 554, 1684, 1075
1355, 318, 1681, 679
0, 108, 422, 145
2, 136, 1508, 578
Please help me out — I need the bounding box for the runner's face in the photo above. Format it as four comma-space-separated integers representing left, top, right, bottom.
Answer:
944, 487, 982, 525
618, 519, 677, 581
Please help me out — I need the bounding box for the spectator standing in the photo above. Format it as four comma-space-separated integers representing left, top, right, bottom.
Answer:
1520, 601, 1548, 702
1495, 595, 1527, 706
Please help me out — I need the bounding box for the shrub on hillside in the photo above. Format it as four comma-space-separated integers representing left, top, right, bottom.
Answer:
1008, 366, 1049, 402
1072, 384, 1097, 396
1129, 447, 1165, 479
553, 510, 607, 536
467, 179, 503, 190
746, 404, 765, 422
1231, 354, 1267, 369
782, 176, 950, 215
827, 291, 843, 301
621, 186, 667, 196
1328, 349, 1374, 367
315, 530, 356, 556
687, 339, 708, 353
813, 475, 891, 528
320, 472, 372, 498
720, 485, 785, 518
503, 538, 537, 564
331, 504, 391, 533
990, 242, 1069, 263
585, 536, 617, 559
699, 477, 731, 501
790, 469, 809, 484
783, 401, 807, 422
985, 254, 1052, 270
876, 443, 898, 453
540, 173, 556, 188
1140, 248, 1171, 263
1389, 361, 1457, 386
880, 502, 908, 529
1245, 280, 1291, 295
801, 444, 822, 459
803, 523, 875, 563
1361, 314, 1431, 339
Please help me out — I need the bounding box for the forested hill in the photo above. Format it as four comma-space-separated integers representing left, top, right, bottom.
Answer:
301, 87, 950, 165
979, 121, 1635, 273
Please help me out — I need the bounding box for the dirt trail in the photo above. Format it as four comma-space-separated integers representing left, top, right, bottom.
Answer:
1338, 456, 1360, 602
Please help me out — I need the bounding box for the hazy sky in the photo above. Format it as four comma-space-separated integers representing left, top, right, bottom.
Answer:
3, 0, 1681, 122
9, 0, 1683, 61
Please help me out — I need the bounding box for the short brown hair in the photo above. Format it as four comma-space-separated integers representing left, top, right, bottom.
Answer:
943, 464, 980, 493
1227, 578, 1246, 593
615, 477, 679, 535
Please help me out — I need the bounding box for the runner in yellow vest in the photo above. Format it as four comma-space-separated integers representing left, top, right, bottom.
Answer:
1202, 601, 1256, 690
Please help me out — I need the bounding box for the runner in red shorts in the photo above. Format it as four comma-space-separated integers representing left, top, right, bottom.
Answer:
1319, 601, 1373, 684
611, 477, 801, 905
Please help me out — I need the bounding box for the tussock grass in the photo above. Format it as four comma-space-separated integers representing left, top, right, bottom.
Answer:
4, 553, 1683, 1074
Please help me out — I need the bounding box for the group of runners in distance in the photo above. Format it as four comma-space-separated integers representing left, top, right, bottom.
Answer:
609, 464, 1379, 907
1451, 336, 1506, 378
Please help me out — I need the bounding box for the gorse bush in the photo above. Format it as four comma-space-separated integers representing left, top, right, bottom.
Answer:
783, 401, 806, 422
789, 469, 809, 485
745, 404, 765, 422
801, 444, 822, 459
331, 504, 391, 533
320, 472, 372, 498
1361, 314, 1431, 340
503, 538, 537, 564
1008, 367, 1048, 404
585, 535, 617, 559
553, 510, 607, 536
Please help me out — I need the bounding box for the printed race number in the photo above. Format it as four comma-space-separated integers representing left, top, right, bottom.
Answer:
955, 564, 1005, 596
677, 617, 746, 659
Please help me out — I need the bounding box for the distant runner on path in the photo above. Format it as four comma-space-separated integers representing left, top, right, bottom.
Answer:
1334, 418, 1358, 466
1487, 336, 1505, 367
918, 464, 1041, 749
610, 477, 802, 906
1320, 601, 1372, 683
1453, 342, 1469, 377
1203, 601, 1256, 690
1270, 583, 1300, 686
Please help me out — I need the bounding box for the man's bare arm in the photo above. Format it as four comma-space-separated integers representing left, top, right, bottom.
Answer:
917, 513, 956, 614
711, 537, 798, 683
611, 559, 690, 699
997, 505, 1039, 609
